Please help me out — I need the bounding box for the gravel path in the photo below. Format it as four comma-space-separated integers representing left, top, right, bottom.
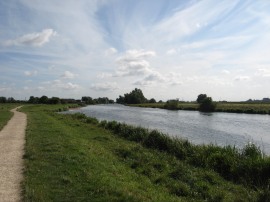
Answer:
0, 107, 26, 202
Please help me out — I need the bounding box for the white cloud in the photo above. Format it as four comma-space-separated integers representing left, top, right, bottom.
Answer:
41, 80, 79, 91
36, 86, 45, 91
105, 47, 118, 56
63, 82, 79, 90
116, 60, 152, 77
115, 49, 156, 77
97, 73, 113, 79
24, 70, 38, 76
166, 49, 177, 55
90, 82, 119, 91
234, 76, 250, 81
134, 71, 166, 86
0, 87, 8, 92
154, 1, 239, 42
61, 71, 76, 79
167, 72, 183, 86
5, 29, 57, 47
118, 49, 156, 62
222, 70, 230, 75
255, 68, 270, 77
134, 71, 183, 87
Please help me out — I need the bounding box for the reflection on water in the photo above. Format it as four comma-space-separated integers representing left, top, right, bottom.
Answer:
65, 104, 270, 154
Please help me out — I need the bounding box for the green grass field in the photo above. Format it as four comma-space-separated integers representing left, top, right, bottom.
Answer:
20, 104, 270, 201
131, 102, 270, 114
0, 103, 19, 130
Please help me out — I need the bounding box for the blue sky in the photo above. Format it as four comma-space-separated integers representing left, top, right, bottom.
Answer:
1, 0, 270, 101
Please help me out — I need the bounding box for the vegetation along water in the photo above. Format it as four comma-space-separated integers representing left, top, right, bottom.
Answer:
18, 104, 270, 201
66, 104, 270, 155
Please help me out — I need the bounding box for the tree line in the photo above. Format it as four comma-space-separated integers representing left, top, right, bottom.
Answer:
82, 97, 114, 105
0, 96, 16, 103
116, 88, 159, 104
27, 95, 114, 105
1, 89, 216, 112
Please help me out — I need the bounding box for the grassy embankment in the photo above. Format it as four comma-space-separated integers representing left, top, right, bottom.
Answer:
0, 103, 20, 130
21, 104, 270, 201
131, 102, 270, 114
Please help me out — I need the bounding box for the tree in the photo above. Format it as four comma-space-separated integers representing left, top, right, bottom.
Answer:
7, 97, 15, 103
49, 97, 60, 104
197, 94, 207, 103
149, 98, 156, 103
0, 97, 7, 103
116, 96, 125, 104
199, 97, 216, 112
28, 96, 39, 104
39, 95, 49, 104
82, 96, 94, 104
116, 88, 147, 104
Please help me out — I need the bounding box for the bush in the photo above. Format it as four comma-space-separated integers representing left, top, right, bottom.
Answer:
199, 97, 216, 112
164, 99, 179, 110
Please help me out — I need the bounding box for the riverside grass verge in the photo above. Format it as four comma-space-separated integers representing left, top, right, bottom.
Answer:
21, 105, 270, 201
131, 102, 270, 115
0, 103, 20, 130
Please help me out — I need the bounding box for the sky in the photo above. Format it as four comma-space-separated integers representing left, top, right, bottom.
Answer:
1, 0, 270, 101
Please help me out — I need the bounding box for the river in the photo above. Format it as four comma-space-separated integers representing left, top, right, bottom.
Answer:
66, 104, 270, 154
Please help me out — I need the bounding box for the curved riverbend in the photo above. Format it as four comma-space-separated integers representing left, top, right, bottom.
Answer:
66, 104, 270, 154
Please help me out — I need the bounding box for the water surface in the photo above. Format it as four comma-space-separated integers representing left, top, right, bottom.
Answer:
66, 104, 270, 154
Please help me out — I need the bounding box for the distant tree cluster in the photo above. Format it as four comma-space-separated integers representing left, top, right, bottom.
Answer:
0, 96, 16, 103
28, 96, 83, 104
246, 98, 270, 103
197, 94, 216, 112
116, 88, 148, 104
28, 96, 62, 104
82, 96, 114, 105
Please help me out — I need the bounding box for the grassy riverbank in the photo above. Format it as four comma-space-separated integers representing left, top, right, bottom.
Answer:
21, 105, 270, 201
131, 102, 270, 114
0, 103, 19, 130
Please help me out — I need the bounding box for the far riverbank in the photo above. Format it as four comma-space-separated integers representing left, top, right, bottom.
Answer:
129, 102, 270, 115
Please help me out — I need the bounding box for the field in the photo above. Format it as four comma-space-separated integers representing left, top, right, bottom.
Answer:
131, 102, 270, 114
18, 104, 270, 201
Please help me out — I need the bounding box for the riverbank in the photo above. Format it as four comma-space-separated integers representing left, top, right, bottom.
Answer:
20, 104, 270, 201
130, 102, 270, 115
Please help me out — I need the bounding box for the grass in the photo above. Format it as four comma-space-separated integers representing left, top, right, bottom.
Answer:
131, 103, 199, 111
0, 103, 19, 130
20, 104, 270, 201
130, 102, 270, 115
215, 103, 270, 114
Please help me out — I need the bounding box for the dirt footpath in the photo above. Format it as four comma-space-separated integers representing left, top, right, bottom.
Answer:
0, 107, 26, 202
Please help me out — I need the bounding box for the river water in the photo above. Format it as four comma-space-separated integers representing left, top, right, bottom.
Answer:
66, 104, 270, 154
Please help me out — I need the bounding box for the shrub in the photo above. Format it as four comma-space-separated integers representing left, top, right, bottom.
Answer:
199, 97, 216, 112
242, 143, 262, 159
86, 117, 99, 125
143, 130, 171, 151
164, 99, 179, 110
